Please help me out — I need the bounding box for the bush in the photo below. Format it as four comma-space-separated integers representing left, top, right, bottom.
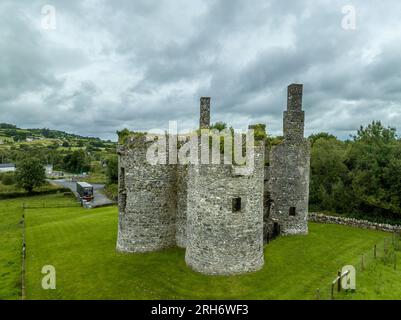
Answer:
250, 124, 267, 141
0, 172, 16, 185
106, 156, 118, 184
0, 186, 70, 200
104, 183, 118, 201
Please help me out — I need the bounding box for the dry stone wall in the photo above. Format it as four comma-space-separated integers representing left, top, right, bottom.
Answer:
309, 213, 401, 233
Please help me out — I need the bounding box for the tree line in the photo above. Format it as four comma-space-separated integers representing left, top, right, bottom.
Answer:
309, 121, 401, 223
0, 147, 92, 174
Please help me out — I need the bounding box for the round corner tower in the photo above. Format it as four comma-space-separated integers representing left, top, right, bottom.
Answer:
116, 135, 177, 253
268, 84, 310, 236
185, 141, 266, 275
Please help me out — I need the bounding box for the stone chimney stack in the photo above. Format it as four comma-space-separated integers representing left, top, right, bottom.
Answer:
287, 84, 303, 111
283, 84, 305, 140
200, 97, 210, 129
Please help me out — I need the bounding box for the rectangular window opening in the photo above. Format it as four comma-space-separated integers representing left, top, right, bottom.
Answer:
232, 197, 242, 212
289, 207, 296, 216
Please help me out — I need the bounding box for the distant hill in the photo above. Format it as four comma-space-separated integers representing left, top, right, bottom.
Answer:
0, 123, 114, 145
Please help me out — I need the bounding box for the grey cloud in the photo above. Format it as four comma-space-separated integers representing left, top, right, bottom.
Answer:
0, 0, 400, 140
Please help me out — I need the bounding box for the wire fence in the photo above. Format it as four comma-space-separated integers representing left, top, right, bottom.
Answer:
22, 202, 81, 209
20, 209, 26, 300
315, 231, 401, 300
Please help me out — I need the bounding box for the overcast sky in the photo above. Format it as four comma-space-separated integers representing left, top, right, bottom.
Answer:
1, 0, 400, 141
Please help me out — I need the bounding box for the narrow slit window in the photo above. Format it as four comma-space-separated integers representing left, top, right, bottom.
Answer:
121, 193, 127, 212
289, 207, 296, 216
119, 167, 125, 191
119, 167, 127, 212
232, 197, 242, 212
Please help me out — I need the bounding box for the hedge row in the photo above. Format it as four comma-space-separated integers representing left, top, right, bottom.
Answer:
0, 187, 70, 200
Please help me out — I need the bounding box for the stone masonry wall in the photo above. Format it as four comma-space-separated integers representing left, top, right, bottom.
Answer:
287, 83, 303, 111
116, 136, 177, 253
176, 164, 188, 248
309, 213, 401, 233
200, 97, 210, 129
267, 83, 310, 236
269, 140, 310, 235
263, 165, 271, 243
185, 145, 265, 275
283, 109, 305, 141
284, 84, 304, 141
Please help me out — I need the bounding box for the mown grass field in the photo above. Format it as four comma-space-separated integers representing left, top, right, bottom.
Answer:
0, 197, 22, 299
0, 194, 75, 299
1, 194, 401, 300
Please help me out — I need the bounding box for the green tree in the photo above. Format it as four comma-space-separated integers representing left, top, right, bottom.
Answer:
210, 122, 227, 131
106, 155, 118, 183
309, 135, 350, 212
353, 121, 397, 143
309, 123, 401, 222
308, 132, 336, 146
347, 122, 401, 218
250, 124, 267, 141
0, 123, 17, 129
15, 158, 46, 193
63, 150, 90, 174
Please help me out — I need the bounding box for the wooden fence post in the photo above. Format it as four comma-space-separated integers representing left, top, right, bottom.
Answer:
337, 271, 341, 292
374, 244, 377, 259
316, 288, 320, 300
21, 207, 26, 300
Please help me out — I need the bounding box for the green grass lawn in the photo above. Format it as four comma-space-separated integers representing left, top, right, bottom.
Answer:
0, 194, 77, 299
1, 193, 401, 300
85, 172, 108, 184
0, 197, 22, 299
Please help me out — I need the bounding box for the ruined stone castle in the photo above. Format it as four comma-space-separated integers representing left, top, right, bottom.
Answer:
116, 84, 310, 275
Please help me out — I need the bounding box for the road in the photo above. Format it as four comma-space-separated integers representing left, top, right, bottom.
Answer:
49, 179, 115, 208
